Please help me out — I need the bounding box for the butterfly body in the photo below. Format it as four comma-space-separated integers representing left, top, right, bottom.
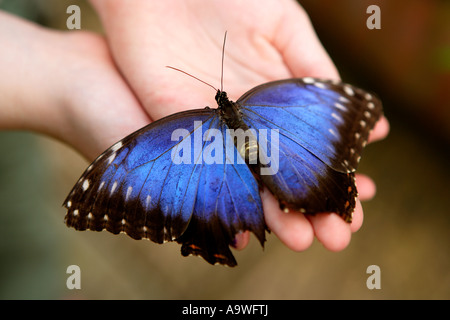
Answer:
216, 90, 243, 127
64, 78, 382, 267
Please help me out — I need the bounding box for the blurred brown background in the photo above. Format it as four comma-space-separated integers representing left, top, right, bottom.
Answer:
0, 0, 449, 299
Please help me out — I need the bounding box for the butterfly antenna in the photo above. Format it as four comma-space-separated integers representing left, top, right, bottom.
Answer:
166, 66, 217, 92
221, 31, 227, 92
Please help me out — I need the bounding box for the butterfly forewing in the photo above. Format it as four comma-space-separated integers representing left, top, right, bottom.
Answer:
238, 78, 382, 220
238, 78, 382, 173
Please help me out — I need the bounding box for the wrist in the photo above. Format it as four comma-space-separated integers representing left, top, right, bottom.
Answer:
0, 12, 65, 134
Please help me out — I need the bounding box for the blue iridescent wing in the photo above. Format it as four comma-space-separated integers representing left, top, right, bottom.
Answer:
64, 77, 382, 266
237, 78, 383, 221
64, 109, 265, 267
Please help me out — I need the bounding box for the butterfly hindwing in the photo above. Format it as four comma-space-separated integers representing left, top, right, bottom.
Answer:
175, 116, 266, 266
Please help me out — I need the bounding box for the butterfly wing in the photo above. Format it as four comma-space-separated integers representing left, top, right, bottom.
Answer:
64, 109, 265, 267
237, 78, 383, 221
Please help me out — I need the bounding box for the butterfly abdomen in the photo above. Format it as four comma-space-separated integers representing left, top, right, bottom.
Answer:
216, 90, 263, 169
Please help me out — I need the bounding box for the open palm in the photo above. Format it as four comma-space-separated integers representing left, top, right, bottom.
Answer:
90, 0, 389, 253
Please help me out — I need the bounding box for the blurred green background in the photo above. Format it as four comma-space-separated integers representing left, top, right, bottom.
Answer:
0, 0, 449, 299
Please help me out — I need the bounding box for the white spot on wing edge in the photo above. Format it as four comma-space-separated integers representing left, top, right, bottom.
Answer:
145, 195, 151, 210
126, 186, 133, 201
303, 77, 315, 84
331, 112, 343, 123
328, 128, 339, 138
110, 181, 118, 194
343, 85, 355, 96
107, 153, 116, 165
334, 102, 348, 112
339, 96, 350, 103
82, 179, 90, 191
110, 141, 123, 152
313, 82, 327, 89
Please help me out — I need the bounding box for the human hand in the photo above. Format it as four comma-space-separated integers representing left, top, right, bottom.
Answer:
0, 10, 149, 161
89, 0, 389, 253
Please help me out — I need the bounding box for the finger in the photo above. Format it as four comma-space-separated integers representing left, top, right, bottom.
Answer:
231, 231, 250, 250
350, 200, 364, 232
274, 2, 340, 80
261, 188, 314, 252
307, 212, 352, 252
239, 186, 366, 251
355, 174, 377, 201
368, 116, 389, 143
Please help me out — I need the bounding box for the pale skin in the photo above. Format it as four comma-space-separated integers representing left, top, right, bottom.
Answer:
0, 0, 389, 256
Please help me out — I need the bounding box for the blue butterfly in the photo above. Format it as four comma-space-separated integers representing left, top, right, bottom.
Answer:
64, 77, 382, 267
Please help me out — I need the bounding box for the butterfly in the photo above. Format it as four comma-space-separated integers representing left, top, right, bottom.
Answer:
63, 76, 382, 267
